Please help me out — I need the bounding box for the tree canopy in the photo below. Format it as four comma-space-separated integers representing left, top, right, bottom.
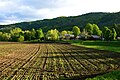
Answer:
46, 29, 59, 41
72, 26, 81, 38
0, 23, 118, 42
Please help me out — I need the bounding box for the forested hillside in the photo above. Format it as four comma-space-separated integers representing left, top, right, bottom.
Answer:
0, 12, 120, 33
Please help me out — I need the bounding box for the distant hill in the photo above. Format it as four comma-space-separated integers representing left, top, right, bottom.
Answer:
0, 12, 120, 32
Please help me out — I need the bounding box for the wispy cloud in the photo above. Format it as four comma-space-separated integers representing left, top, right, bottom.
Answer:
0, 0, 120, 25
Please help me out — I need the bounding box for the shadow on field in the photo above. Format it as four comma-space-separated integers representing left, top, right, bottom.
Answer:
43, 49, 120, 79
41, 50, 120, 66
43, 50, 120, 59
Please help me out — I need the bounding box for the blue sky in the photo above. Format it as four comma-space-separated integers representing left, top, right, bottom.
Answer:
0, 0, 120, 25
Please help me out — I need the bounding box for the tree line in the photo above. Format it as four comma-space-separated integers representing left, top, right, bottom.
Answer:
0, 28, 44, 42
0, 23, 118, 42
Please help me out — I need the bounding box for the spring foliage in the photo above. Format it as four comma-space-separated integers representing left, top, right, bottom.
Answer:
46, 29, 59, 41
85, 23, 102, 36
0, 23, 118, 42
72, 26, 81, 38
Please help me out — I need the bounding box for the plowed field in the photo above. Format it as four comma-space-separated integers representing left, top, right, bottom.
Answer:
0, 42, 120, 80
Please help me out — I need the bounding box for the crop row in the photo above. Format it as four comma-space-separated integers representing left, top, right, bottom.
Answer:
0, 43, 120, 80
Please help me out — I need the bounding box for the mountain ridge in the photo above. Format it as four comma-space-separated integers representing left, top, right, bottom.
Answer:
0, 12, 120, 32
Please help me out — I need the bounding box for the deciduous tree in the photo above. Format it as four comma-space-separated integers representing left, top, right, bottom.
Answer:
112, 28, 117, 40
93, 24, 102, 36
17, 35, 24, 42
103, 27, 112, 41
31, 28, 36, 39
36, 28, 44, 40
85, 23, 93, 35
46, 29, 59, 41
24, 30, 32, 41
72, 26, 81, 38
61, 30, 67, 39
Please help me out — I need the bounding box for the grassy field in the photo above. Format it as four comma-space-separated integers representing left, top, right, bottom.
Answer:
0, 42, 120, 80
86, 70, 120, 80
65, 40, 120, 53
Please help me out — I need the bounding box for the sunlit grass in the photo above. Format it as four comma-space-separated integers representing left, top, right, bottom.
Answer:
66, 40, 120, 53
86, 70, 120, 80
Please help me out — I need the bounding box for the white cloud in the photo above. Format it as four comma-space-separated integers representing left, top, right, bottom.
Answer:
0, 0, 120, 25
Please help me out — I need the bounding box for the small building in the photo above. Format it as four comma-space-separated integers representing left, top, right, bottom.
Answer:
65, 34, 74, 40
117, 37, 120, 40
88, 35, 101, 40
